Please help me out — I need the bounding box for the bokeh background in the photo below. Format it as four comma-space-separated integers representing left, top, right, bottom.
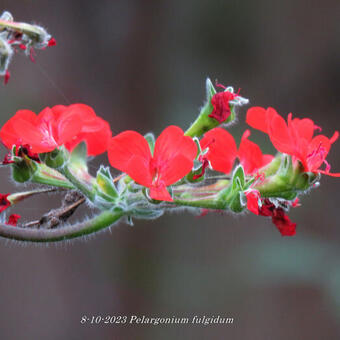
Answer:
0, 0, 339, 339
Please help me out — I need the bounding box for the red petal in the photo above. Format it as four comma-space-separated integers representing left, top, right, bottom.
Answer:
267, 108, 295, 155
161, 154, 195, 186
0, 193, 11, 213
330, 131, 339, 144
246, 107, 268, 133
306, 135, 331, 170
238, 130, 271, 174
245, 190, 260, 215
0, 110, 37, 149
317, 170, 340, 177
6, 214, 21, 226
149, 185, 173, 202
53, 104, 111, 155
290, 117, 315, 142
153, 126, 197, 163
125, 155, 153, 187
108, 131, 152, 175
272, 209, 296, 236
13, 118, 57, 153
200, 128, 237, 174
50, 105, 67, 119
66, 118, 112, 155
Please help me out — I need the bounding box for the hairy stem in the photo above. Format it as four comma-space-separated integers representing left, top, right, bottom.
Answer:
0, 209, 125, 242
59, 165, 95, 201
31, 164, 74, 189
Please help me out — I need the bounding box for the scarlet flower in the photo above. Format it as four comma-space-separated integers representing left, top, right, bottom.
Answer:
0, 193, 11, 212
0, 104, 112, 156
108, 126, 197, 201
199, 127, 273, 175
246, 107, 340, 176
209, 89, 239, 123
6, 214, 21, 226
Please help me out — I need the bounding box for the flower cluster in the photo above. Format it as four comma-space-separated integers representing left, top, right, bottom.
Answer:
0, 78, 338, 241
0, 11, 56, 84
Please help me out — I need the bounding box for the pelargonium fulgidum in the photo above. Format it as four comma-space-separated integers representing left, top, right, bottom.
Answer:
199, 127, 273, 176
108, 126, 197, 201
246, 107, 340, 177
0, 104, 111, 155
0, 69, 338, 242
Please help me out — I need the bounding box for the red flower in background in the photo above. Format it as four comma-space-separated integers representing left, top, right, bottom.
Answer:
246, 107, 340, 177
0, 104, 111, 156
108, 126, 197, 201
199, 127, 273, 176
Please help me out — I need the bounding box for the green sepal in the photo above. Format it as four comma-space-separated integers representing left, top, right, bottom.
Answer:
185, 164, 205, 183
231, 165, 245, 191
10, 146, 39, 183
217, 165, 246, 212
40, 147, 68, 169
69, 142, 87, 168
130, 208, 164, 220
11, 159, 38, 183
94, 166, 119, 201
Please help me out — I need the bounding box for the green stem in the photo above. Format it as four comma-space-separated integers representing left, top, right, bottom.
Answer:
185, 108, 235, 138
31, 164, 74, 189
172, 196, 223, 209
0, 209, 125, 242
59, 165, 95, 201
7, 188, 61, 205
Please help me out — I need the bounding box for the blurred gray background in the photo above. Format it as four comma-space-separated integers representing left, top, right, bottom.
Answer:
0, 0, 339, 339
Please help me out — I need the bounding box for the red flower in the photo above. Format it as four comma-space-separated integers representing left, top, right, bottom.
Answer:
108, 126, 197, 201
246, 107, 340, 176
0, 194, 11, 213
200, 128, 237, 174
199, 127, 273, 175
0, 104, 111, 156
6, 214, 21, 226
